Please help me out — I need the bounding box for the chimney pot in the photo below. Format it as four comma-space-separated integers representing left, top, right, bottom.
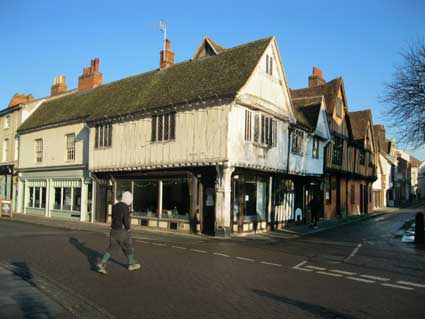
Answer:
308, 66, 326, 87
78, 58, 103, 91
51, 75, 67, 96
160, 38, 175, 69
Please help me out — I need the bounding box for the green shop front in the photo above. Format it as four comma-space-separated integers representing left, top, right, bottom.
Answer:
17, 166, 93, 221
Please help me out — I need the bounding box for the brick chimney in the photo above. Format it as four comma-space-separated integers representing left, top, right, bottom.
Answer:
160, 39, 175, 69
308, 67, 326, 87
78, 58, 102, 91
8, 93, 34, 108
51, 75, 68, 96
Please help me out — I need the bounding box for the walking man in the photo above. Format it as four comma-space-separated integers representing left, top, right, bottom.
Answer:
97, 191, 141, 274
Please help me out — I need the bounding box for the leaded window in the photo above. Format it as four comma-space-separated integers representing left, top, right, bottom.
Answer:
95, 123, 112, 148
332, 136, 343, 165
151, 113, 176, 143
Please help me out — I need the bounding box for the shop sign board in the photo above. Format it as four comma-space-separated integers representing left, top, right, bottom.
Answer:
1, 200, 12, 217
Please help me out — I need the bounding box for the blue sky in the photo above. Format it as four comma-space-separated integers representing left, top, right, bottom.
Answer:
1, 0, 424, 159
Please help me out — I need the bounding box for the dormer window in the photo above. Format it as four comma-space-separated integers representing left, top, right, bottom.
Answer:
266, 55, 273, 76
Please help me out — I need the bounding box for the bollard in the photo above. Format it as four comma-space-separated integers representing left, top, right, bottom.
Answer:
415, 212, 424, 244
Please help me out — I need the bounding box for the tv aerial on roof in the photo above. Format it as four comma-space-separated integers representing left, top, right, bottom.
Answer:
159, 19, 167, 61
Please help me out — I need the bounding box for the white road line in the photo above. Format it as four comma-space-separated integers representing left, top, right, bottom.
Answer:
306, 265, 326, 271
152, 243, 167, 246
360, 275, 390, 282
295, 268, 313, 272
213, 253, 230, 258
382, 283, 414, 291
344, 243, 362, 262
347, 276, 375, 283
171, 246, 187, 250
329, 270, 357, 276
135, 240, 149, 244
236, 257, 255, 262
191, 249, 208, 254
260, 261, 282, 267
396, 281, 425, 288
316, 271, 343, 277
293, 261, 308, 269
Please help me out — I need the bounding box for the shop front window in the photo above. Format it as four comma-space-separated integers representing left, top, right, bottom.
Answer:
162, 179, 190, 219
53, 186, 81, 212
73, 188, 81, 211
63, 188, 72, 211
235, 178, 267, 221
133, 180, 158, 216
29, 187, 34, 207
27, 186, 46, 209
41, 187, 46, 208
34, 188, 40, 208
54, 188, 62, 209
116, 180, 132, 202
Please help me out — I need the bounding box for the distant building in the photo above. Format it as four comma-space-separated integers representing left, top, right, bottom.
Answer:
292, 69, 377, 218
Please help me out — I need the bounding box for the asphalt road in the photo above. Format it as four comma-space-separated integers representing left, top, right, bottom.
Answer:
0, 208, 424, 319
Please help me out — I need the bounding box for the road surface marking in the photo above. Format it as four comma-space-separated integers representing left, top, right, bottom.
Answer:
347, 276, 375, 283
344, 243, 362, 262
295, 268, 313, 272
213, 253, 230, 258
171, 246, 187, 250
316, 271, 343, 277
293, 261, 308, 269
152, 243, 167, 246
382, 283, 414, 291
191, 249, 208, 254
135, 240, 149, 244
375, 217, 385, 221
236, 257, 255, 262
306, 265, 326, 271
396, 281, 425, 288
330, 270, 357, 276
360, 275, 390, 282
260, 261, 282, 267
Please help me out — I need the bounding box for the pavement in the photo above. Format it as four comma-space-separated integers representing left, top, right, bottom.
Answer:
5, 203, 420, 240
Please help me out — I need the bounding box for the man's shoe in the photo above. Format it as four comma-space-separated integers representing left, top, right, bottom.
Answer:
97, 263, 107, 274
128, 263, 141, 271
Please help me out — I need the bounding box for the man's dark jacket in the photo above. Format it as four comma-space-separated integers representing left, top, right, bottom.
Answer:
111, 202, 131, 231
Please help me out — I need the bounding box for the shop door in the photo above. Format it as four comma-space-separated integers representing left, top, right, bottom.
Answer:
202, 186, 215, 236
336, 178, 341, 216
364, 186, 369, 214
359, 184, 364, 214
96, 184, 108, 223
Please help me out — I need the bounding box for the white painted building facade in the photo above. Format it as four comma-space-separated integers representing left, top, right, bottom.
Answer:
17, 123, 92, 221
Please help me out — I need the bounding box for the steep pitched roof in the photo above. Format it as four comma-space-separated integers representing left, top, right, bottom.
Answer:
290, 77, 343, 116
349, 109, 372, 142
18, 37, 272, 133
291, 96, 322, 131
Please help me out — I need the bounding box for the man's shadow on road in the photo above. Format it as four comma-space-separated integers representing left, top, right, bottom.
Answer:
69, 237, 127, 271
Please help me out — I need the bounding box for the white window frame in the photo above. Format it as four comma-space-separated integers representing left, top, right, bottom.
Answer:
251, 111, 276, 148
266, 54, 273, 76
312, 137, 319, 159
3, 138, 8, 162
65, 133, 76, 161
291, 128, 305, 155
14, 138, 19, 161
4, 115, 10, 129
35, 138, 43, 163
